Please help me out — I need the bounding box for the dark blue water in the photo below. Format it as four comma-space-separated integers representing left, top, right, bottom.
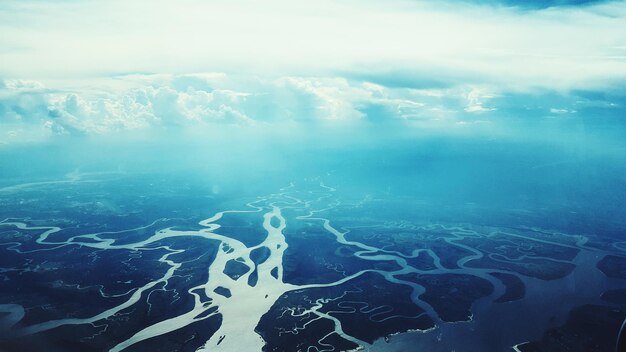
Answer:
0, 135, 624, 351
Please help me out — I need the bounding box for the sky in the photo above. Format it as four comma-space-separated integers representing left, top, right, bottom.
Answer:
0, 0, 625, 146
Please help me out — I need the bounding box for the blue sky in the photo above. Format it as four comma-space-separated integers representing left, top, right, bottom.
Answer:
462, 0, 610, 8
0, 0, 625, 145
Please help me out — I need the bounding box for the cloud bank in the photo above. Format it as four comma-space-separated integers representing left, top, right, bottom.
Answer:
0, 0, 625, 147
0, 0, 625, 90
1, 73, 624, 147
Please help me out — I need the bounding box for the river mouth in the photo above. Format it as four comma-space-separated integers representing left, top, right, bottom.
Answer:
1, 137, 625, 352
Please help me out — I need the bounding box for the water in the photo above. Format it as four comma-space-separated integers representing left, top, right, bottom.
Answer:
0, 135, 625, 352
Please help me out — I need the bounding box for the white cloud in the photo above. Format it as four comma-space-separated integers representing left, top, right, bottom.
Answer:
549, 108, 575, 114
2, 79, 45, 91
0, 74, 499, 142
0, 0, 624, 91
1, 71, 624, 146
464, 88, 496, 113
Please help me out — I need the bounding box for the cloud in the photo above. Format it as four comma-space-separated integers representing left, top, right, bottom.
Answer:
0, 0, 624, 92
464, 88, 496, 113
1, 72, 624, 147
0, 74, 442, 143
459, 0, 614, 9
549, 108, 575, 114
